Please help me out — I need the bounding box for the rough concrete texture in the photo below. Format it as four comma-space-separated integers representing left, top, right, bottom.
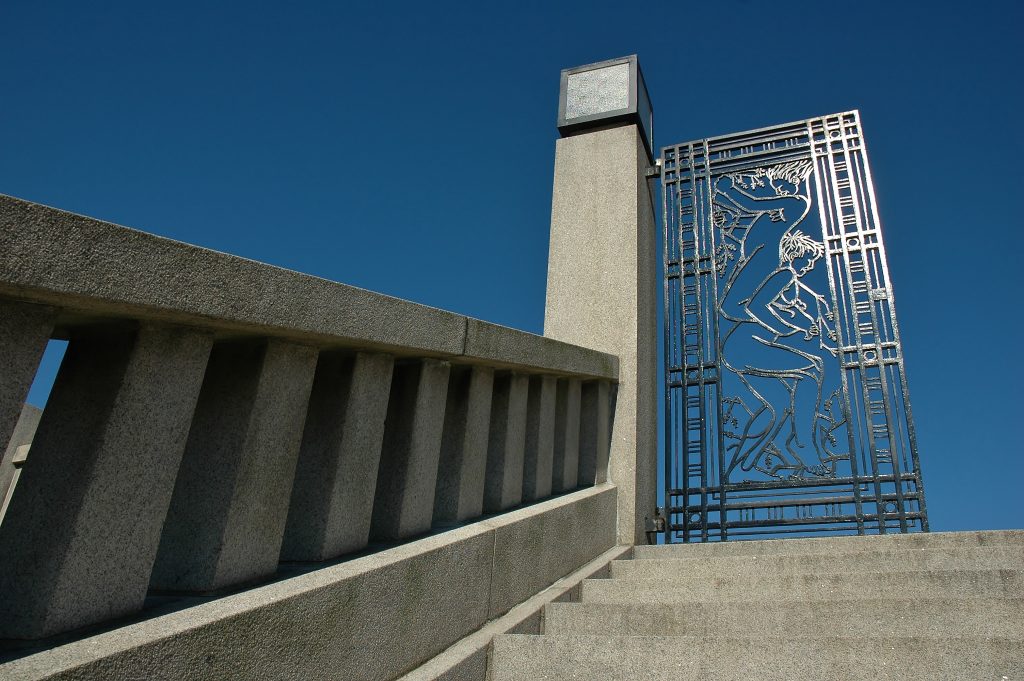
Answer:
609, 546, 1024, 580
543, 598, 1024, 638
551, 378, 581, 492
488, 483, 617, 618
0, 195, 616, 380
0, 484, 617, 681
582, 568, 1024, 603
484, 373, 529, 512
0, 301, 53, 477
395, 544, 630, 681
522, 375, 556, 502
371, 359, 451, 541
150, 339, 318, 592
0, 326, 213, 639
486, 531, 1024, 680
0, 403, 42, 513
543, 125, 657, 545
434, 366, 494, 524
578, 380, 611, 485
491, 634, 1024, 680
632, 528, 1024, 559
281, 352, 395, 561
464, 318, 618, 382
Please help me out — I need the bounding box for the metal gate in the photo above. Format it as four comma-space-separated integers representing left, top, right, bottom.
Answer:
662, 111, 928, 541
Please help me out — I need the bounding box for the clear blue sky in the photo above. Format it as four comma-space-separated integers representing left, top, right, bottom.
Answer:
2, 1, 1021, 533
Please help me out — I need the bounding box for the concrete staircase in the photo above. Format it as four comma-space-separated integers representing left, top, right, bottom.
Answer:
490, 530, 1024, 680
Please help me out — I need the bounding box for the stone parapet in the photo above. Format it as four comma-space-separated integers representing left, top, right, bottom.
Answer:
0, 194, 618, 642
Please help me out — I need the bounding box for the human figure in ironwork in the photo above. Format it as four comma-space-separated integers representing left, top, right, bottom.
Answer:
712, 160, 847, 481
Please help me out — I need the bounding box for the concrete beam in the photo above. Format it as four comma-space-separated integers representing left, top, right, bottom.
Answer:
551, 377, 581, 492
0, 195, 617, 381
522, 375, 556, 502
484, 373, 529, 512
578, 380, 612, 486
434, 365, 494, 525
371, 359, 451, 541
0, 301, 53, 467
150, 339, 317, 592
282, 352, 395, 561
0, 325, 213, 639
0, 403, 42, 521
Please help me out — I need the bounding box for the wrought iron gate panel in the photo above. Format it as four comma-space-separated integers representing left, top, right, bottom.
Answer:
662, 111, 928, 541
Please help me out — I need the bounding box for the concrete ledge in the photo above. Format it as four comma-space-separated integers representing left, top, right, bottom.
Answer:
464, 319, 618, 380
0, 195, 617, 380
395, 544, 631, 681
488, 483, 617, 618
0, 485, 617, 681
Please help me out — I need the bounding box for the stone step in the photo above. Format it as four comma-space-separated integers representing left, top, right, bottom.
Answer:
609, 546, 1024, 580
581, 569, 1024, 603
633, 529, 1024, 560
490, 634, 1024, 681
543, 598, 1024, 639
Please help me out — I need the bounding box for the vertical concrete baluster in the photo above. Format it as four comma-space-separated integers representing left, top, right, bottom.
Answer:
0, 324, 213, 639
433, 365, 494, 525
0, 301, 54, 456
578, 381, 612, 485
484, 372, 529, 512
150, 339, 318, 592
370, 359, 450, 541
281, 351, 394, 561
522, 374, 557, 502
551, 377, 581, 492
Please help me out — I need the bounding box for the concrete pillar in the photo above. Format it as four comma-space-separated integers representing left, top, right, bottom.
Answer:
433, 365, 494, 525
0, 325, 213, 638
544, 121, 658, 545
370, 359, 451, 541
551, 377, 582, 492
0, 301, 54, 459
150, 339, 318, 592
522, 374, 557, 502
281, 352, 394, 561
579, 380, 613, 486
484, 372, 529, 512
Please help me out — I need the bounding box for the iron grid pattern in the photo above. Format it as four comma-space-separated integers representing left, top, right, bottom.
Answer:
661, 111, 928, 542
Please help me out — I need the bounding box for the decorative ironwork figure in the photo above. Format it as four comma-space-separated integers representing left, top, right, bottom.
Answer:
662, 111, 928, 541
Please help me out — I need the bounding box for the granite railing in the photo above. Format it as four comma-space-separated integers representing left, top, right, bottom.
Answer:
0, 194, 617, 642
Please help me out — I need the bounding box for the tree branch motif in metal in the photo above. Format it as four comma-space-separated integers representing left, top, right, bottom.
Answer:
661, 112, 928, 541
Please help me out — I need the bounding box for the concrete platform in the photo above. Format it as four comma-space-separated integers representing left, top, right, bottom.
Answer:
490, 634, 1024, 681
581, 569, 1024, 602
631, 529, 1024, 559
489, 531, 1024, 680
609, 546, 1024, 580
543, 598, 1024, 638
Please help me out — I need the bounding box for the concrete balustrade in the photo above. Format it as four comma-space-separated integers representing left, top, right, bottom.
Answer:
0, 193, 618, 643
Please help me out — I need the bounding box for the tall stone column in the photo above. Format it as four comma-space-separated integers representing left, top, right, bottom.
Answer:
543, 55, 657, 545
